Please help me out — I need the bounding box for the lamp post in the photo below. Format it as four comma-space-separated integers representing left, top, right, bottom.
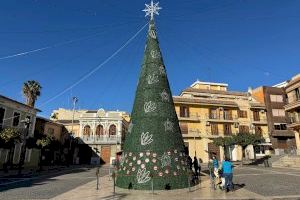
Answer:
18, 116, 31, 175
194, 130, 200, 157
71, 97, 78, 136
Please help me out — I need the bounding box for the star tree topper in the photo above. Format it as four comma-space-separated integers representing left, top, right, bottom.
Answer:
142, 0, 162, 20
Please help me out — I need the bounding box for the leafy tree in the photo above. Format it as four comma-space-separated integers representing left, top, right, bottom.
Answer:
233, 133, 264, 154
213, 137, 234, 148
0, 128, 22, 147
36, 135, 53, 170
212, 136, 235, 160
0, 128, 22, 170
232, 133, 264, 164
22, 80, 42, 107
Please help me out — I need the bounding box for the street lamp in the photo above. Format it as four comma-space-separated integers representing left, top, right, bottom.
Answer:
71, 97, 78, 136
194, 130, 200, 157
18, 116, 31, 175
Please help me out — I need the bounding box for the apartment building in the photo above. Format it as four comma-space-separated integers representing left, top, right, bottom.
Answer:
284, 74, 300, 155
0, 95, 40, 169
252, 86, 295, 152
173, 81, 269, 163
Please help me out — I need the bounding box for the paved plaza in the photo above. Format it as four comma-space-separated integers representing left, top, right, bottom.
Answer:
1, 166, 300, 200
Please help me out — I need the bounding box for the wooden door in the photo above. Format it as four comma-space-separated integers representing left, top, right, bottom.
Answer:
101, 146, 111, 164
208, 143, 220, 160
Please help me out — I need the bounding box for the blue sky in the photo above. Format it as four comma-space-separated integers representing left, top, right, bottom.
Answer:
0, 0, 299, 117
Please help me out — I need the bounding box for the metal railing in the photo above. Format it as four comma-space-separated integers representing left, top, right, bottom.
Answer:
250, 116, 267, 123
290, 114, 300, 123
206, 113, 238, 121
177, 113, 200, 121
81, 135, 121, 144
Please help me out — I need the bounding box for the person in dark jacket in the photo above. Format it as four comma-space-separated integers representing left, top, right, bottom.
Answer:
193, 156, 199, 176
187, 156, 193, 170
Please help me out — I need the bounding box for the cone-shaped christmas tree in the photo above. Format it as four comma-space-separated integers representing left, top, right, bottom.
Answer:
116, 4, 189, 190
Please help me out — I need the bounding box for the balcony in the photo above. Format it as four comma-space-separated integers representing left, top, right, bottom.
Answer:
284, 100, 300, 111
250, 116, 267, 125
177, 113, 200, 122
288, 114, 300, 129
80, 135, 121, 144
206, 113, 238, 123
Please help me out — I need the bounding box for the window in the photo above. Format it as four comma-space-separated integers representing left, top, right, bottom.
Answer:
223, 109, 232, 120
253, 110, 260, 121
83, 125, 91, 136
255, 126, 262, 136
47, 128, 54, 135
272, 109, 285, 117
0, 107, 5, 129
210, 108, 218, 119
12, 112, 20, 127
270, 95, 283, 102
109, 124, 116, 136
239, 125, 249, 133
26, 116, 31, 130
238, 110, 247, 118
96, 125, 104, 136
224, 124, 231, 135
179, 122, 188, 134
211, 124, 218, 135
180, 106, 189, 118
274, 123, 287, 130
296, 88, 300, 100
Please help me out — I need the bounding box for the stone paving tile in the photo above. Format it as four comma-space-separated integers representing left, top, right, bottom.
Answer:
0, 167, 107, 200
52, 175, 264, 200
235, 174, 300, 197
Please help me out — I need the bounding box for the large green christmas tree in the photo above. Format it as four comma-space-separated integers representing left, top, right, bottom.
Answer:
116, 4, 189, 190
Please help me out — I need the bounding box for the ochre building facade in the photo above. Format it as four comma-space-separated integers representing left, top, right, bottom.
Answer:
173, 81, 270, 163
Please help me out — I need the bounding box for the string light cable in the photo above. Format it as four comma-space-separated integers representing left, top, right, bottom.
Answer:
38, 22, 149, 108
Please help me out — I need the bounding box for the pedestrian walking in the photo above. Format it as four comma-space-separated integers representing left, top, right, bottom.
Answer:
212, 156, 219, 177
193, 156, 199, 176
187, 156, 193, 170
221, 157, 234, 192
208, 158, 216, 190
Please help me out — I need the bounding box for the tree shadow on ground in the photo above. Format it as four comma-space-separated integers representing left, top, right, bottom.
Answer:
0, 166, 99, 192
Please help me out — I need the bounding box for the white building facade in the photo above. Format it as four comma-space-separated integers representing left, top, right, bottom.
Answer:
79, 109, 129, 164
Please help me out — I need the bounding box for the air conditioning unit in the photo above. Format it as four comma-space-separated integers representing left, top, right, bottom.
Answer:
206, 121, 210, 126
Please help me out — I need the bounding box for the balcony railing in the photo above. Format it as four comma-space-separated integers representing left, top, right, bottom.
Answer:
177, 113, 200, 121
285, 99, 300, 111
289, 113, 300, 124
206, 113, 238, 122
250, 116, 267, 124
81, 135, 121, 144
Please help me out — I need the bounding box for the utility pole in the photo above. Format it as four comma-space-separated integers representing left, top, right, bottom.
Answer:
71, 97, 78, 136
18, 116, 31, 175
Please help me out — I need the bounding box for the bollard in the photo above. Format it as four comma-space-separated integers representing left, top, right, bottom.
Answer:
96, 167, 100, 190
112, 171, 116, 195
109, 167, 111, 181
150, 173, 154, 194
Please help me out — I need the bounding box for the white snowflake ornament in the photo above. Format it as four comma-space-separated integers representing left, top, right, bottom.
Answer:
144, 101, 157, 113
161, 89, 170, 102
164, 118, 174, 132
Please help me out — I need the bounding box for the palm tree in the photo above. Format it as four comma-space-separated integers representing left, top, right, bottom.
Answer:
22, 80, 42, 107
